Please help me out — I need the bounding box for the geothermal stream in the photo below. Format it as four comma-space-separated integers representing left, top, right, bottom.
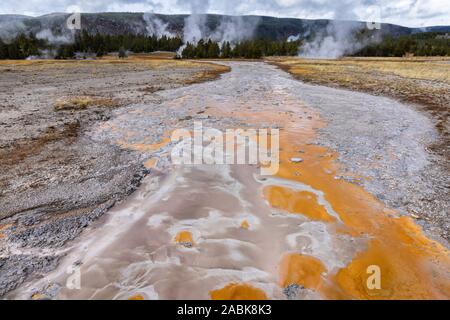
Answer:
9, 62, 449, 299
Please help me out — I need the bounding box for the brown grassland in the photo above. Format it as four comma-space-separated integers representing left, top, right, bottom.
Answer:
0, 53, 230, 81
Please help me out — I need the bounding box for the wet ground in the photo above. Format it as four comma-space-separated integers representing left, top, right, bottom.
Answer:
6, 62, 450, 299
269, 57, 450, 241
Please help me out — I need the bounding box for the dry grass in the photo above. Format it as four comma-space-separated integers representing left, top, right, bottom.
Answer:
0, 54, 230, 85
185, 63, 231, 85
0, 122, 80, 168
0, 54, 223, 71
54, 96, 118, 111
269, 57, 450, 84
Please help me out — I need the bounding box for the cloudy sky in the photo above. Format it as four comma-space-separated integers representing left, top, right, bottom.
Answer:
0, 0, 449, 27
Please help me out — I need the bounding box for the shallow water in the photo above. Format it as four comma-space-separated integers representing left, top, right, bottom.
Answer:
10, 62, 449, 300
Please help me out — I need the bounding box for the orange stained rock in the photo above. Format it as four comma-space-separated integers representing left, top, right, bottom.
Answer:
31, 293, 47, 300
0, 223, 11, 239
117, 136, 171, 152
144, 158, 157, 169
128, 294, 145, 300
240, 220, 250, 229
279, 253, 326, 290
278, 132, 450, 299
326, 238, 450, 300
0, 223, 11, 231
277, 121, 450, 299
174, 231, 194, 245
210, 283, 268, 300
116, 134, 170, 171
263, 187, 335, 222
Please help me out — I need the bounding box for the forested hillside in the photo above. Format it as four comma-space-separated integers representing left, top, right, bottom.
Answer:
0, 12, 449, 59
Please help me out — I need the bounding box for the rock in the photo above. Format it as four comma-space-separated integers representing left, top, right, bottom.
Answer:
179, 115, 193, 121
31, 293, 51, 300
179, 242, 193, 248
290, 157, 303, 163
283, 284, 303, 300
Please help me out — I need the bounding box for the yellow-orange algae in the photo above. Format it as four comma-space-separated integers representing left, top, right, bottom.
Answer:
174, 231, 194, 245
31, 293, 47, 300
118, 136, 170, 153
264, 187, 335, 222
277, 112, 450, 299
279, 253, 326, 290
208, 96, 450, 299
210, 283, 268, 300
240, 220, 250, 229
144, 158, 157, 169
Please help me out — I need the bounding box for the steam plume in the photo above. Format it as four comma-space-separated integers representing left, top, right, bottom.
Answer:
176, 0, 260, 56
210, 16, 260, 44
143, 13, 176, 38
36, 29, 73, 44
299, 21, 369, 58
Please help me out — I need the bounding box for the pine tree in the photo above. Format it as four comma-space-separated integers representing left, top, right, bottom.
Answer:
7, 42, 22, 59
118, 47, 127, 58
96, 46, 105, 57
0, 39, 6, 59
221, 41, 231, 58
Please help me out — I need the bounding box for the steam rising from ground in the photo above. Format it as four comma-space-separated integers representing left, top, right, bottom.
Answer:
300, 21, 370, 59
26, 49, 56, 60
143, 13, 176, 38
0, 19, 26, 40
210, 16, 260, 44
181, 0, 209, 43
175, 2, 261, 56
183, 14, 208, 43
180, 0, 260, 45
33, 28, 73, 58
36, 29, 73, 44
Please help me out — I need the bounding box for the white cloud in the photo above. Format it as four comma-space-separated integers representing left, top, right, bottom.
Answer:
0, 0, 448, 27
